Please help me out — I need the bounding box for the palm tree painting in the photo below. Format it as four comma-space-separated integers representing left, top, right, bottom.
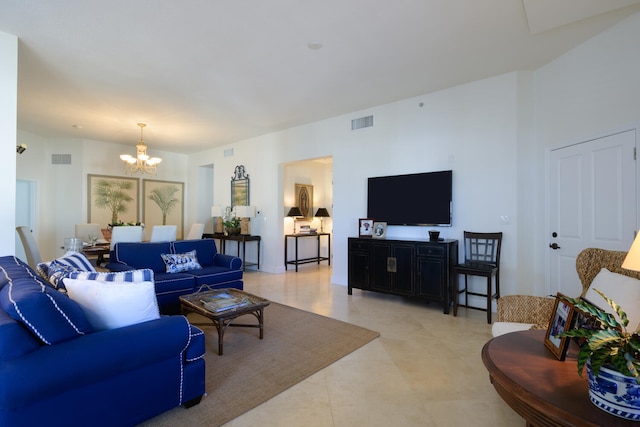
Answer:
143, 179, 184, 238
148, 185, 179, 225
88, 175, 139, 226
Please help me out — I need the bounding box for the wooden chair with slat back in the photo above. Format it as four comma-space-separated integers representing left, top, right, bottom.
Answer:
452, 231, 503, 324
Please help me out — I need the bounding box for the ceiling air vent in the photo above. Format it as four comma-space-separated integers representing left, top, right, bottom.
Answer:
224, 148, 234, 157
51, 154, 72, 165
351, 115, 373, 130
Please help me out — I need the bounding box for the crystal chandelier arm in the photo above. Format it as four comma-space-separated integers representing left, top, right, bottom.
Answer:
119, 123, 162, 175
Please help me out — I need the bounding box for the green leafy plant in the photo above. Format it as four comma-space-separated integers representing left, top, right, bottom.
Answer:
109, 221, 142, 227
223, 218, 240, 229
561, 289, 640, 383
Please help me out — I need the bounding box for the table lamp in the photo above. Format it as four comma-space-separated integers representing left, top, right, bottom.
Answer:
211, 205, 223, 233
287, 207, 303, 234
314, 208, 330, 232
235, 206, 256, 235
622, 232, 640, 271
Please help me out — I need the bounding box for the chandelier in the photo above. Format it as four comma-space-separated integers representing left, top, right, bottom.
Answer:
119, 123, 162, 175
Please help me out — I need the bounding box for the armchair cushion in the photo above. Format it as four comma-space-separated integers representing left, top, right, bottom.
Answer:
172, 239, 217, 266
0, 276, 93, 345
585, 267, 640, 330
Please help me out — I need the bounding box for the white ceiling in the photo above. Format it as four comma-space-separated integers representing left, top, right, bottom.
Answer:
2, 0, 640, 154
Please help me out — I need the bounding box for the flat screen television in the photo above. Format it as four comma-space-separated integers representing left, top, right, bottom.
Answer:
367, 170, 452, 226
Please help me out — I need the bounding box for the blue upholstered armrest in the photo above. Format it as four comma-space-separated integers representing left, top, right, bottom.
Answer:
1, 315, 192, 406
213, 253, 242, 270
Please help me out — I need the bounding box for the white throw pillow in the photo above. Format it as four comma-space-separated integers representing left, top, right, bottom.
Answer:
63, 278, 160, 331
585, 268, 640, 330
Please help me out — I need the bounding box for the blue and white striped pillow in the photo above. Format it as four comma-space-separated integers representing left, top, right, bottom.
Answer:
46, 252, 97, 289
37, 252, 95, 281
68, 269, 154, 283
55, 252, 96, 272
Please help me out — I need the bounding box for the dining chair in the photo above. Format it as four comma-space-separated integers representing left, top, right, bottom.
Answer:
75, 223, 103, 244
110, 226, 143, 250
452, 231, 503, 324
185, 223, 205, 240
16, 226, 43, 269
150, 225, 177, 242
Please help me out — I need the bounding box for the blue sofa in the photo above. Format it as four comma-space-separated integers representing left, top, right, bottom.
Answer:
106, 238, 243, 314
0, 255, 206, 427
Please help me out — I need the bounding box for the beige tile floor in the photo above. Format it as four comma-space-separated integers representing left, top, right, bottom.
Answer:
224, 265, 523, 427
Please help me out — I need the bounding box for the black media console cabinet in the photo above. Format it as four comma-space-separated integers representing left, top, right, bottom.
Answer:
348, 237, 458, 314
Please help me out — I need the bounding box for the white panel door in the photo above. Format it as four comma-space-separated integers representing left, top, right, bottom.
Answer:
549, 129, 637, 297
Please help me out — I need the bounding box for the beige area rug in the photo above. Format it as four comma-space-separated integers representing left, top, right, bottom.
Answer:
140, 302, 380, 427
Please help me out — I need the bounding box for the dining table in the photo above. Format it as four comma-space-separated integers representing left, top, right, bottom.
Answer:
81, 243, 110, 266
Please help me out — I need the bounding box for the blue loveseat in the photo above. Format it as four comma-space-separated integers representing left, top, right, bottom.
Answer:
0, 255, 206, 427
106, 238, 243, 314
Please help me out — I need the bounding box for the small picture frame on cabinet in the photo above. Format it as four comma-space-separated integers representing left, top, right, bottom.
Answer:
358, 218, 374, 238
544, 293, 576, 361
373, 222, 387, 239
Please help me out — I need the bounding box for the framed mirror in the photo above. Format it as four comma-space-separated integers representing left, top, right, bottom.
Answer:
231, 165, 249, 207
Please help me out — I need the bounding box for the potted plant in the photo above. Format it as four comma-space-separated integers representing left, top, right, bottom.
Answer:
561, 289, 640, 420
222, 217, 241, 236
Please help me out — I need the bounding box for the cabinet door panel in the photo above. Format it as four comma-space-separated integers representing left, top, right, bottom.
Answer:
417, 257, 445, 298
348, 251, 369, 290
392, 245, 415, 295
371, 243, 392, 291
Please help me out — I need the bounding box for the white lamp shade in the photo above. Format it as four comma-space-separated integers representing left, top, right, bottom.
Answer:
235, 206, 256, 218
623, 232, 640, 272
211, 205, 223, 217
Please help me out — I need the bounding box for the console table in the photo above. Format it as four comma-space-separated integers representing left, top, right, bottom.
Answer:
204, 233, 260, 271
347, 237, 457, 314
482, 329, 635, 426
284, 233, 331, 272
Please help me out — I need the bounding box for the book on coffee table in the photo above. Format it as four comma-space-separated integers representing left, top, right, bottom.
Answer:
200, 292, 250, 313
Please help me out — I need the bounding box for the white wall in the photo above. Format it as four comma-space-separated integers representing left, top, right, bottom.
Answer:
9, 10, 640, 302
535, 11, 640, 293
187, 10, 640, 300
15, 131, 189, 260
190, 72, 521, 303
0, 31, 17, 256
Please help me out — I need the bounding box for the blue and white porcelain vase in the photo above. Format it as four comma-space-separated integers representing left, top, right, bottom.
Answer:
587, 361, 640, 420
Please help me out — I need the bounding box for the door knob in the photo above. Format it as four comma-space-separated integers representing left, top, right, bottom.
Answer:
549, 243, 561, 250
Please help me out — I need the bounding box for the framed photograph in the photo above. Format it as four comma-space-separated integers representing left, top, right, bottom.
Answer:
359, 218, 374, 238
544, 293, 576, 361
295, 183, 313, 221
142, 179, 184, 239
373, 222, 387, 239
88, 174, 139, 226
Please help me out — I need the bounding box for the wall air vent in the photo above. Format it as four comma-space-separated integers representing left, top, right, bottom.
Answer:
224, 148, 234, 157
351, 115, 373, 130
51, 154, 72, 165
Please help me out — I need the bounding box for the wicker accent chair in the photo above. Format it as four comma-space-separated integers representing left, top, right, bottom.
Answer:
492, 247, 640, 336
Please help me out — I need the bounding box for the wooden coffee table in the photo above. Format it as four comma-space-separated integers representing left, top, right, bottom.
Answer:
482, 330, 636, 426
179, 288, 270, 355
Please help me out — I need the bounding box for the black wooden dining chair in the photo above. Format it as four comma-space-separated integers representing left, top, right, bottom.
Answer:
452, 231, 503, 324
